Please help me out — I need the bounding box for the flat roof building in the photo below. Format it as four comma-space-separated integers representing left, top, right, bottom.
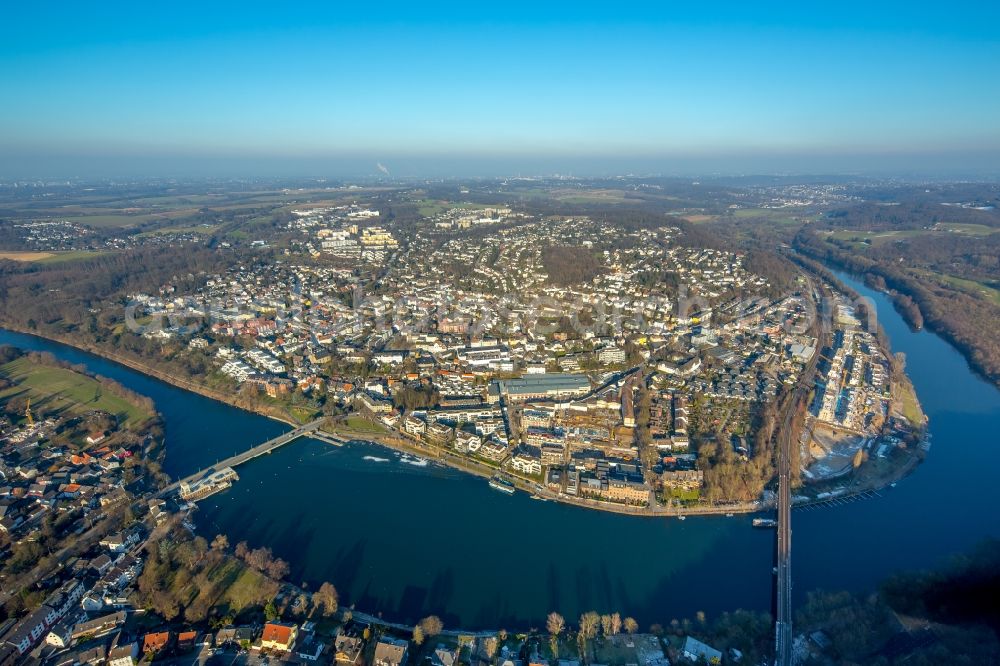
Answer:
495, 374, 590, 401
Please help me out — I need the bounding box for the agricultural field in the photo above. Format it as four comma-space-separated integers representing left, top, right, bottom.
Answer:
0, 249, 110, 264
0, 251, 55, 262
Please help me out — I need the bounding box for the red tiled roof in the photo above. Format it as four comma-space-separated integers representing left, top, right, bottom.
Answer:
261, 623, 294, 646
143, 631, 171, 652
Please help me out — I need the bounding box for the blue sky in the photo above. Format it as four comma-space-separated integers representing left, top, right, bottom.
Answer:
2, 2, 999, 177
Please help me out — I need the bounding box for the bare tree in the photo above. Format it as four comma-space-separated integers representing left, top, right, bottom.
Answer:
484, 636, 498, 660
412, 625, 425, 646
547, 612, 565, 658
623, 617, 638, 634
547, 612, 565, 637
419, 615, 444, 637
610, 613, 622, 636
266, 558, 290, 580
316, 582, 338, 616
294, 593, 309, 616
579, 611, 600, 640
247, 546, 274, 572
600, 614, 613, 637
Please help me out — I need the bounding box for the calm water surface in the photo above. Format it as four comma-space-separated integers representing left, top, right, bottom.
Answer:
1, 272, 996, 628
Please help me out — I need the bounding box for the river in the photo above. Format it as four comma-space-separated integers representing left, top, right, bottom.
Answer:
0, 270, 997, 629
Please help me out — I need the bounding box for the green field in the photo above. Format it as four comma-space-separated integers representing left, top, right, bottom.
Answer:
136, 223, 218, 237
0, 357, 153, 427
934, 222, 999, 235
413, 199, 492, 217
41, 210, 198, 228
37, 250, 113, 264
825, 228, 929, 247
730, 207, 807, 224
667, 487, 701, 502
910, 268, 1000, 307
343, 415, 391, 434
826, 223, 997, 248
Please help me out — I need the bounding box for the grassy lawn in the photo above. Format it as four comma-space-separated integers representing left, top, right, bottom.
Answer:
343, 415, 391, 434
211, 559, 278, 612
892, 377, 924, 427
667, 488, 701, 502
0, 357, 153, 427
288, 404, 322, 424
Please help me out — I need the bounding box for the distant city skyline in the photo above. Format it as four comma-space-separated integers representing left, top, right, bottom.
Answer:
2, 1, 999, 178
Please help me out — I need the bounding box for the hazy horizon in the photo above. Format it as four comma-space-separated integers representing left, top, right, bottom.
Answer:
2, 1, 998, 180
4, 150, 1000, 182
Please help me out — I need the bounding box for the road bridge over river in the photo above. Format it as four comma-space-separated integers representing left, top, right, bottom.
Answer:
158, 418, 342, 498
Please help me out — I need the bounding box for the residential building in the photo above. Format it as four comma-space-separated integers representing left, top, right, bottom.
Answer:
374, 637, 408, 666
260, 622, 298, 652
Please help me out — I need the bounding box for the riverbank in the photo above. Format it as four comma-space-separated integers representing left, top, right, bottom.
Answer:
1, 324, 911, 520
0, 324, 761, 519
330, 420, 762, 518
793, 241, 1000, 390
0, 323, 304, 429
6, 313, 997, 630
